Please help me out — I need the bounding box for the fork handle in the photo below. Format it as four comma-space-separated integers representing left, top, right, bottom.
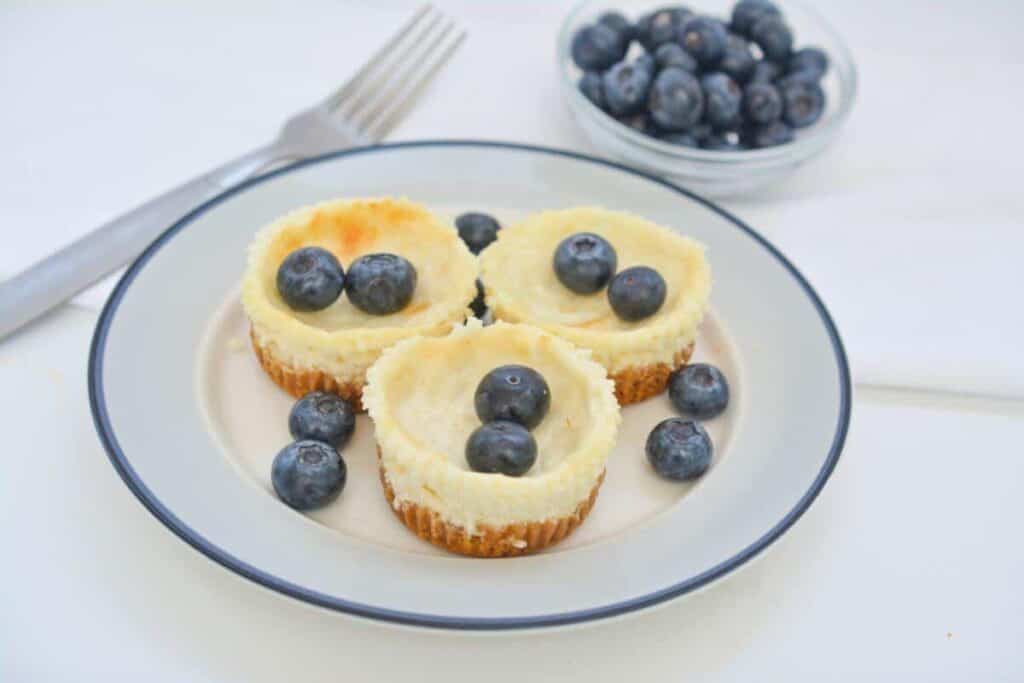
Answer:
0, 143, 284, 340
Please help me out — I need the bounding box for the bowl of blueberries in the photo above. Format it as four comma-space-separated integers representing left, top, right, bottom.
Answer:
558, 0, 857, 195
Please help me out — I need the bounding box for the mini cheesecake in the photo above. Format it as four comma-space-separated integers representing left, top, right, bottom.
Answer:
479, 207, 711, 404
363, 321, 620, 557
241, 198, 478, 407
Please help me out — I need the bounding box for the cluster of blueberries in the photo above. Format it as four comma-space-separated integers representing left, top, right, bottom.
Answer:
647, 363, 729, 481
572, 0, 829, 150
467, 365, 552, 476
277, 247, 417, 315
272, 391, 356, 510
555, 232, 665, 321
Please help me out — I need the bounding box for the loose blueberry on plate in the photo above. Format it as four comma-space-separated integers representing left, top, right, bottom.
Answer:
571, 23, 627, 72
578, 72, 606, 110
597, 11, 634, 47
345, 253, 417, 315
788, 46, 829, 80
636, 6, 691, 51
471, 279, 487, 319
730, 0, 780, 37
744, 120, 794, 148
742, 81, 783, 124
465, 420, 538, 477
271, 440, 347, 511
701, 72, 742, 129
701, 131, 745, 150
553, 232, 618, 294
475, 364, 551, 429
748, 60, 782, 84
289, 391, 356, 449
602, 59, 654, 116
645, 418, 712, 481
654, 43, 698, 72
749, 14, 793, 62
607, 266, 667, 321
718, 34, 756, 83
668, 363, 730, 419
781, 79, 825, 128
455, 212, 501, 254
678, 16, 728, 67
276, 246, 345, 312
648, 67, 705, 131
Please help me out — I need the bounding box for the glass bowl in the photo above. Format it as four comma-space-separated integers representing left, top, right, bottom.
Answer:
557, 0, 858, 196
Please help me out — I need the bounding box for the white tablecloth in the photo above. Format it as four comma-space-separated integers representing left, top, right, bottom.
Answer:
2, 1, 1023, 679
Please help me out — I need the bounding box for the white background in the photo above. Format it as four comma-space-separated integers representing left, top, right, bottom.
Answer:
2, 0, 1023, 680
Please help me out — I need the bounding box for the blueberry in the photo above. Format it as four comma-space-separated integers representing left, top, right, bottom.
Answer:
730, 0, 780, 37
689, 122, 714, 141
668, 363, 730, 419
788, 46, 829, 80
777, 69, 820, 87
578, 71, 606, 110
743, 120, 794, 148
742, 81, 783, 124
648, 67, 704, 131
271, 440, 346, 511
654, 43, 697, 72
659, 131, 699, 147
781, 79, 825, 128
748, 60, 783, 84
701, 72, 742, 129
634, 53, 657, 80
678, 16, 728, 67
607, 266, 667, 321
474, 365, 551, 429
665, 122, 715, 145
602, 59, 654, 116
645, 418, 712, 481
455, 212, 501, 254
345, 253, 417, 315
571, 23, 626, 71
288, 391, 356, 449
701, 131, 745, 150
749, 15, 793, 62
597, 11, 634, 46
636, 6, 692, 51
276, 247, 345, 312
553, 232, 618, 294
470, 279, 487, 319
718, 34, 756, 83
465, 421, 537, 477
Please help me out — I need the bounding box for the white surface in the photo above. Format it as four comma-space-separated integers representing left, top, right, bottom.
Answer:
1, 0, 1023, 679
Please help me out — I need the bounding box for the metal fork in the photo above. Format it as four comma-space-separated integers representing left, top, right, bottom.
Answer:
0, 5, 465, 340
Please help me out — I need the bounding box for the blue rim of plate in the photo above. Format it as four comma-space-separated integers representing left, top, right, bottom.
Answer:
89, 140, 851, 630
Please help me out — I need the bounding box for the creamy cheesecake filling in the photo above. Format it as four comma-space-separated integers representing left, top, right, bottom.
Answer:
479, 207, 711, 373
364, 321, 620, 533
242, 198, 478, 378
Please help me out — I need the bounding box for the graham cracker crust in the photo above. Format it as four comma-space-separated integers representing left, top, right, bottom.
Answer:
379, 463, 605, 558
609, 342, 694, 405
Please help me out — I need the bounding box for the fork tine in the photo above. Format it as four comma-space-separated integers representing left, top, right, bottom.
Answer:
364, 27, 466, 141
323, 4, 433, 112
343, 14, 460, 136
336, 10, 448, 125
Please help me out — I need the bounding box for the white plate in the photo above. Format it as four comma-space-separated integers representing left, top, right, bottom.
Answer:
89, 141, 850, 630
